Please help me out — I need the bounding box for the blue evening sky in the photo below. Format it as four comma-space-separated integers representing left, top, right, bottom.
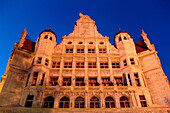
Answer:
0, 0, 170, 81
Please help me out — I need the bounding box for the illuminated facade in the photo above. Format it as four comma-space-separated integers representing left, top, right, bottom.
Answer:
0, 13, 170, 112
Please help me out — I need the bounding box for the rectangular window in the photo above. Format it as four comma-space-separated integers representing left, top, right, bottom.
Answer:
99, 48, 106, 53
89, 78, 98, 86
123, 59, 127, 66
31, 72, 38, 86
45, 58, 49, 66
88, 48, 95, 53
88, 62, 96, 68
37, 57, 42, 64
52, 62, 60, 68
40, 73, 45, 86
139, 95, 147, 107
112, 62, 120, 68
64, 62, 72, 68
77, 49, 84, 53
130, 58, 135, 65
66, 48, 73, 53
49, 77, 58, 86
100, 62, 108, 68
63, 77, 71, 86
134, 73, 140, 86
128, 74, 132, 86
76, 62, 84, 68
115, 77, 123, 86
102, 78, 110, 86
76, 78, 85, 86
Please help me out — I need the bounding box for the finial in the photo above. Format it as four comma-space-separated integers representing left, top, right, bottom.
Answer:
141, 29, 147, 37
49, 26, 51, 30
79, 12, 84, 17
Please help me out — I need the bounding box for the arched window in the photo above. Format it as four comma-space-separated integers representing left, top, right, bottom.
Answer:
50, 37, 52, 41
90, 96, 100, 108
25, 95, 34, 107
78, 41, 83, 44
43, 96, 54, 108
105, 96, 115, 108
120, 96, 130, 108
119, 36, 121, 41
44, 35, 48, 39
75, 97, 85, 108
89, 42, 93, 44
68, 41, 72, 44
124, 36, 127, 40
59, 96, 69, 108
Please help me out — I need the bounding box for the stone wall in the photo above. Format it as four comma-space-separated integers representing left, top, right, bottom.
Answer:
0, 107, 170, 113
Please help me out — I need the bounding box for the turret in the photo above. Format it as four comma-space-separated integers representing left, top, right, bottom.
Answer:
114, 31, 153, 107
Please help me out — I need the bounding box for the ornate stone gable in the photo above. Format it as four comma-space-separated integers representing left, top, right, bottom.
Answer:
68, 13, 103, 38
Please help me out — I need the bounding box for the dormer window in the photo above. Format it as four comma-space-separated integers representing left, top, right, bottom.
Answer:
68, 41, 72, 44
45, 35, 48, 39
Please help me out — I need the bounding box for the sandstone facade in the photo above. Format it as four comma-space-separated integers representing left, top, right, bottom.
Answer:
0, 13, 170, 112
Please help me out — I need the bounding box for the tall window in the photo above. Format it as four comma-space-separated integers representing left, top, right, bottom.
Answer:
52, 62, 60, 68
90, 97, 100, 108
63, 77, 71, 86
76, 62, 84, 68
37, 57, 42, 64
130, 58, 135, 65
31, 72, 38, 86
123, 59, 127, 66
49, 77, 58, 86
77, 48, 84, 53
134, 73, 140, 86
40, 73, 45, 86
88, 62, 96, 68
45, 58, 49, 66
25, 95, 34, 107
102, 78, 110, 86
64, 62, 72, 68
89, 78, 98, 86
100, 62, 108, 68
43, 96, 54, 108
66, 48, 73, 53
88, 48, 95, 53
76, 78, 85, 86
139, 95, 147, 107
59, 96, 69, 108
105, 97, 115, 108
75, 97, 85, 108
128, 74, 132, 86
112, 62, 120, 68
115, 77, 123, 86
99, 48, 106, 53
120, 96, 130, 108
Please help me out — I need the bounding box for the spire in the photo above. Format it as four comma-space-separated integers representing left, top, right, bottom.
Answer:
18, 28, 28, 48
141, 29, 153, 50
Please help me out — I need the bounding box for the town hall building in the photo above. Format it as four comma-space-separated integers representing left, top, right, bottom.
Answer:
0, 13, 170, 113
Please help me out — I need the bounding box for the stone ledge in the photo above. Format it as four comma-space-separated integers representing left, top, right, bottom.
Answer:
0, 107, 170, 113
